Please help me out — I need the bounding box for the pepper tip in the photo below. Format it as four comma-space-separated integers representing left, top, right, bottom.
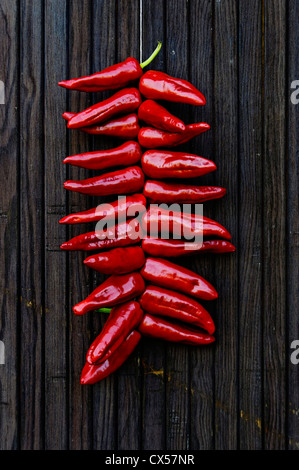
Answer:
73, 303, 86, 315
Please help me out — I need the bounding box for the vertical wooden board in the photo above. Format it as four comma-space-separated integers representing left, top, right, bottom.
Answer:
141, 337, 166, 450
0, 0, 19, 450
116, 0, 141, 450
263, 0, 286, 450
213, 0, 238, 449
67, 0, 93, 450
44, 0, 68, 449
287, 0, 299, 450
238, 1, 263, 450
188, 0, 215, 450
141, 0, 166, 451
19, 0, 44, 450
165, 0, 190, 450
91, 0, 117, 451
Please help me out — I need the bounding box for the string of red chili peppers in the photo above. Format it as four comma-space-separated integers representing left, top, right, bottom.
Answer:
59, 42, 236, 385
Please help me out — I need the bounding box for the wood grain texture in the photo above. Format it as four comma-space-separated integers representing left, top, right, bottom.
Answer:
213, 0, 239, 450
67, 0, 93, 450
0, 0, 298, 450
238, 0, 263, 450
287, 0, 299, 451
263, 0, 287, 450
44, 0, 68, 450
19, 0, 44, 450
189, 0, 215, 450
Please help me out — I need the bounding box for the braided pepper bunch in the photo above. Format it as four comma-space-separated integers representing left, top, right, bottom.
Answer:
59, 43, 235, 385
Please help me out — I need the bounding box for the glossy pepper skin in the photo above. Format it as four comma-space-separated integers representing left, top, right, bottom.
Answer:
138, 123, 210, 148
142, 206, 232, 240
138, 314, 215, 345
139, 285, 215, 334
63, 112, 140, 139
63, 166, 145, 197
140, 257, 217, 301
73, 272, 145, 315
59, 194, 147, 225
86, 300, 143, 364
142, 238, 236, 257
143, 180, 226, 204
141, 150, 216, 179
59, 58, 143, 92
67, 88, 142, 129
138, 99, 185, 133
84, 246, 146, 275
81, 330, 141, 385
139, 70, 206, 105
60, 219, 142, 251
63, 141, 142, 170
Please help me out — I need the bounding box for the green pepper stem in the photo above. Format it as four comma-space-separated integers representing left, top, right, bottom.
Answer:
97, 308, 112, 314
140, 41, 162, 69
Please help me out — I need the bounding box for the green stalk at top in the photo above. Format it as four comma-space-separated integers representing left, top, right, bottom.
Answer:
140, 41, 162, 69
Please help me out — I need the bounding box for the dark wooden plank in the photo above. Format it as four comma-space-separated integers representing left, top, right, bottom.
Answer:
67, 0, 93, 450
287, 0, 299, 450
91, 0, 117, 451
44, 0, 68, 449
238, 0, 263, 449
263, 0, 287, 450
165, 0, 190, 450
0, 0, 19, 450
189, 0, 215, 450
19, 0, 44, 450
213, 0, 239, 449
116, 0, 141, 451
141, 0, 166, 451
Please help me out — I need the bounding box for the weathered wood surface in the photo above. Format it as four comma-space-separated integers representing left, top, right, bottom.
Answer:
0, 0, 298, 450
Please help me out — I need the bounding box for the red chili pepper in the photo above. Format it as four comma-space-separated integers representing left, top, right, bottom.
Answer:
73, 272, 145, 315
139, 285, 215, 334
86, 300, 143, 364
60, 219, 142, 251
63, 141, 142, 170
142, 206, 231, 240
63, 166, 145, 197
140, 257, 217, 301
143, 180, 226, 204
59, 42, 162, 92
138, 123, 210, 148
138, 314, 215, 345
142, 238, 236, 257
138, 99, 185, 133
141, 150, 216, 179
67, 88, 142, 129
63, 112, 140, 139
81, 330, 141, 385
59, 193, 146, 225
62, 112, 75, 121
84, 246, 146, 275
139, 70, 206, 105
